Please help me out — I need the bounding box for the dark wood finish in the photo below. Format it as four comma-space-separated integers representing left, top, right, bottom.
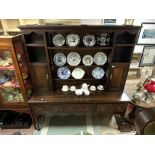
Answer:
19, 25, 141, 131
108, 63, 129, 91
29, 63, 49, 90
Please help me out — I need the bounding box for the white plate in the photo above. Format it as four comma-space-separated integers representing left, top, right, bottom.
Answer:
67, 52, 81, 66
52, 34, 65, 47
92, 67, 105, 79
66, 34, 80, 47
83, 34, 96, 47
97, 33, 110, 46
82, 55, 93, 66
94, 52, 107, 65
53, 53, 66, 66
57, 67, 71, 79
72, 67, 85, 79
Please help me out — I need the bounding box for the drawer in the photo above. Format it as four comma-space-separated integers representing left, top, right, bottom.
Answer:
96, 103, 127, 112
31, 104, 62, 114
62, 104, 96, 113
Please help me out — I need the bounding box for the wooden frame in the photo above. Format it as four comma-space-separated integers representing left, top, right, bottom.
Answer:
140, 67, 154, 78
128, 68, 140, 79
138, 23, 155, 45
139, 46, 155, 67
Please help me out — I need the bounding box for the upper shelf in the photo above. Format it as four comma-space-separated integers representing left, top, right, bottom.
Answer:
48, 46, 113, 50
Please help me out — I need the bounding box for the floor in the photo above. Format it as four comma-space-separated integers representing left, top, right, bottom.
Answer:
0, 79, 139, 135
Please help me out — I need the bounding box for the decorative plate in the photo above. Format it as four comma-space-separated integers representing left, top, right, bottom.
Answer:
97, 33, 110, 46
52, 34, 65, 47
94, 52, 107, 65
53, 53, 66, 66
72, 67, 85, 79
83, 34, 96, 47
67, 52, 81, 66
0, 74, 9, 84
57, 67, 71, 79
66, 34, 80, 47
92, 67, 105, 79
82, 55, 94, 66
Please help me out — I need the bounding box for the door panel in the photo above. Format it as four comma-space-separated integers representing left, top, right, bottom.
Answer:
108, 63, 129, 91
30, 64, 49, 90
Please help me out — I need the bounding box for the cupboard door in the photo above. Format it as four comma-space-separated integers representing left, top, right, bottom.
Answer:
30, 64, 49, 90
108, 64, 129, 91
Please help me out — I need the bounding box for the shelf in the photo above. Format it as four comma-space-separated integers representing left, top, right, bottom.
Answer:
26, 43, 45, 47
0, 82, 20, 88
54, 78, 104, 81
52, 64, 107, 69
0, 65, 15, 70
48, 46, 112, 50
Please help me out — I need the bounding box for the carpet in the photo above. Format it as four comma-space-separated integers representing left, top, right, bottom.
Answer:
33, 113, 136, 135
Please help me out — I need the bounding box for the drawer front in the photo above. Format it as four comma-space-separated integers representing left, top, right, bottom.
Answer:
62, 104, 96, 113
31, 104, 62, 114
96, 103, 127, 112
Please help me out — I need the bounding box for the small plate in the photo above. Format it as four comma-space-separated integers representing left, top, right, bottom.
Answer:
97, 33, 110, 46
53, 53, 66, 66
57, 67, 71, 79
67, 52, 81, 66
82, 55, 93, 66
83, 34, 96, 47
52, 34, 65, 47
66, 34, 80, 47
92, 67, 105, 79
94, 52, 107, 65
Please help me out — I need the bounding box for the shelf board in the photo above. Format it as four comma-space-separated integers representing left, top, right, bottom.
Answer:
52, 64, 107, 69
29, 62, 48, 66
54, 78, 104, 81
48, 46, 112, 50
26, 43, 45, 47
0, 65, 15, 70
0, 82, 20, 88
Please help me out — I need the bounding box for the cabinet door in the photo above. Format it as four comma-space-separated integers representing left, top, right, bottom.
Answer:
30, 64, 49, 90
108, 64, 129, 91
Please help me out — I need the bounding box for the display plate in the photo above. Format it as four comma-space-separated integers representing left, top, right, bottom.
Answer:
83, 34, 96, 47
57, 67, 71, 79
82, 55, 94, 66
66, 34, 80, 47
52, 34, 65, 47
67, 52, 81, 66
53, 53, 66, 66
92, 67, 105, 79
94, 52, 107, 65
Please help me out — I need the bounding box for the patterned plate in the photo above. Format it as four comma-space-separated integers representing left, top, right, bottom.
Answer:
94, 52, 107, 65
83, 34, 96, 47
53, 53, 66, 66
52, 34, 65, 47
92, 67, 105, 79
57, 67, 71, 79
82, 55, 94, 66
67, 52, 81, 66
66, 34, 80, 47
97, 33, 110, 46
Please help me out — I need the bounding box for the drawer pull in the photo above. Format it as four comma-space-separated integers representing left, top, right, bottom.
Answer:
40, 98, 44, 101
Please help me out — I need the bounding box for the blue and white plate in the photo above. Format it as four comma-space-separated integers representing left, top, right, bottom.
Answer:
52, 34, 65, 47
92, 67, 105, 79
94, 52, 107, 65
53, 53, 66, 66
57, 67, 71, 79
0, 74, 9, 84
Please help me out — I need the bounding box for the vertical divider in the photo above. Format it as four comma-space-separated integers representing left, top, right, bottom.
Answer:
43, 32, 54, 91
